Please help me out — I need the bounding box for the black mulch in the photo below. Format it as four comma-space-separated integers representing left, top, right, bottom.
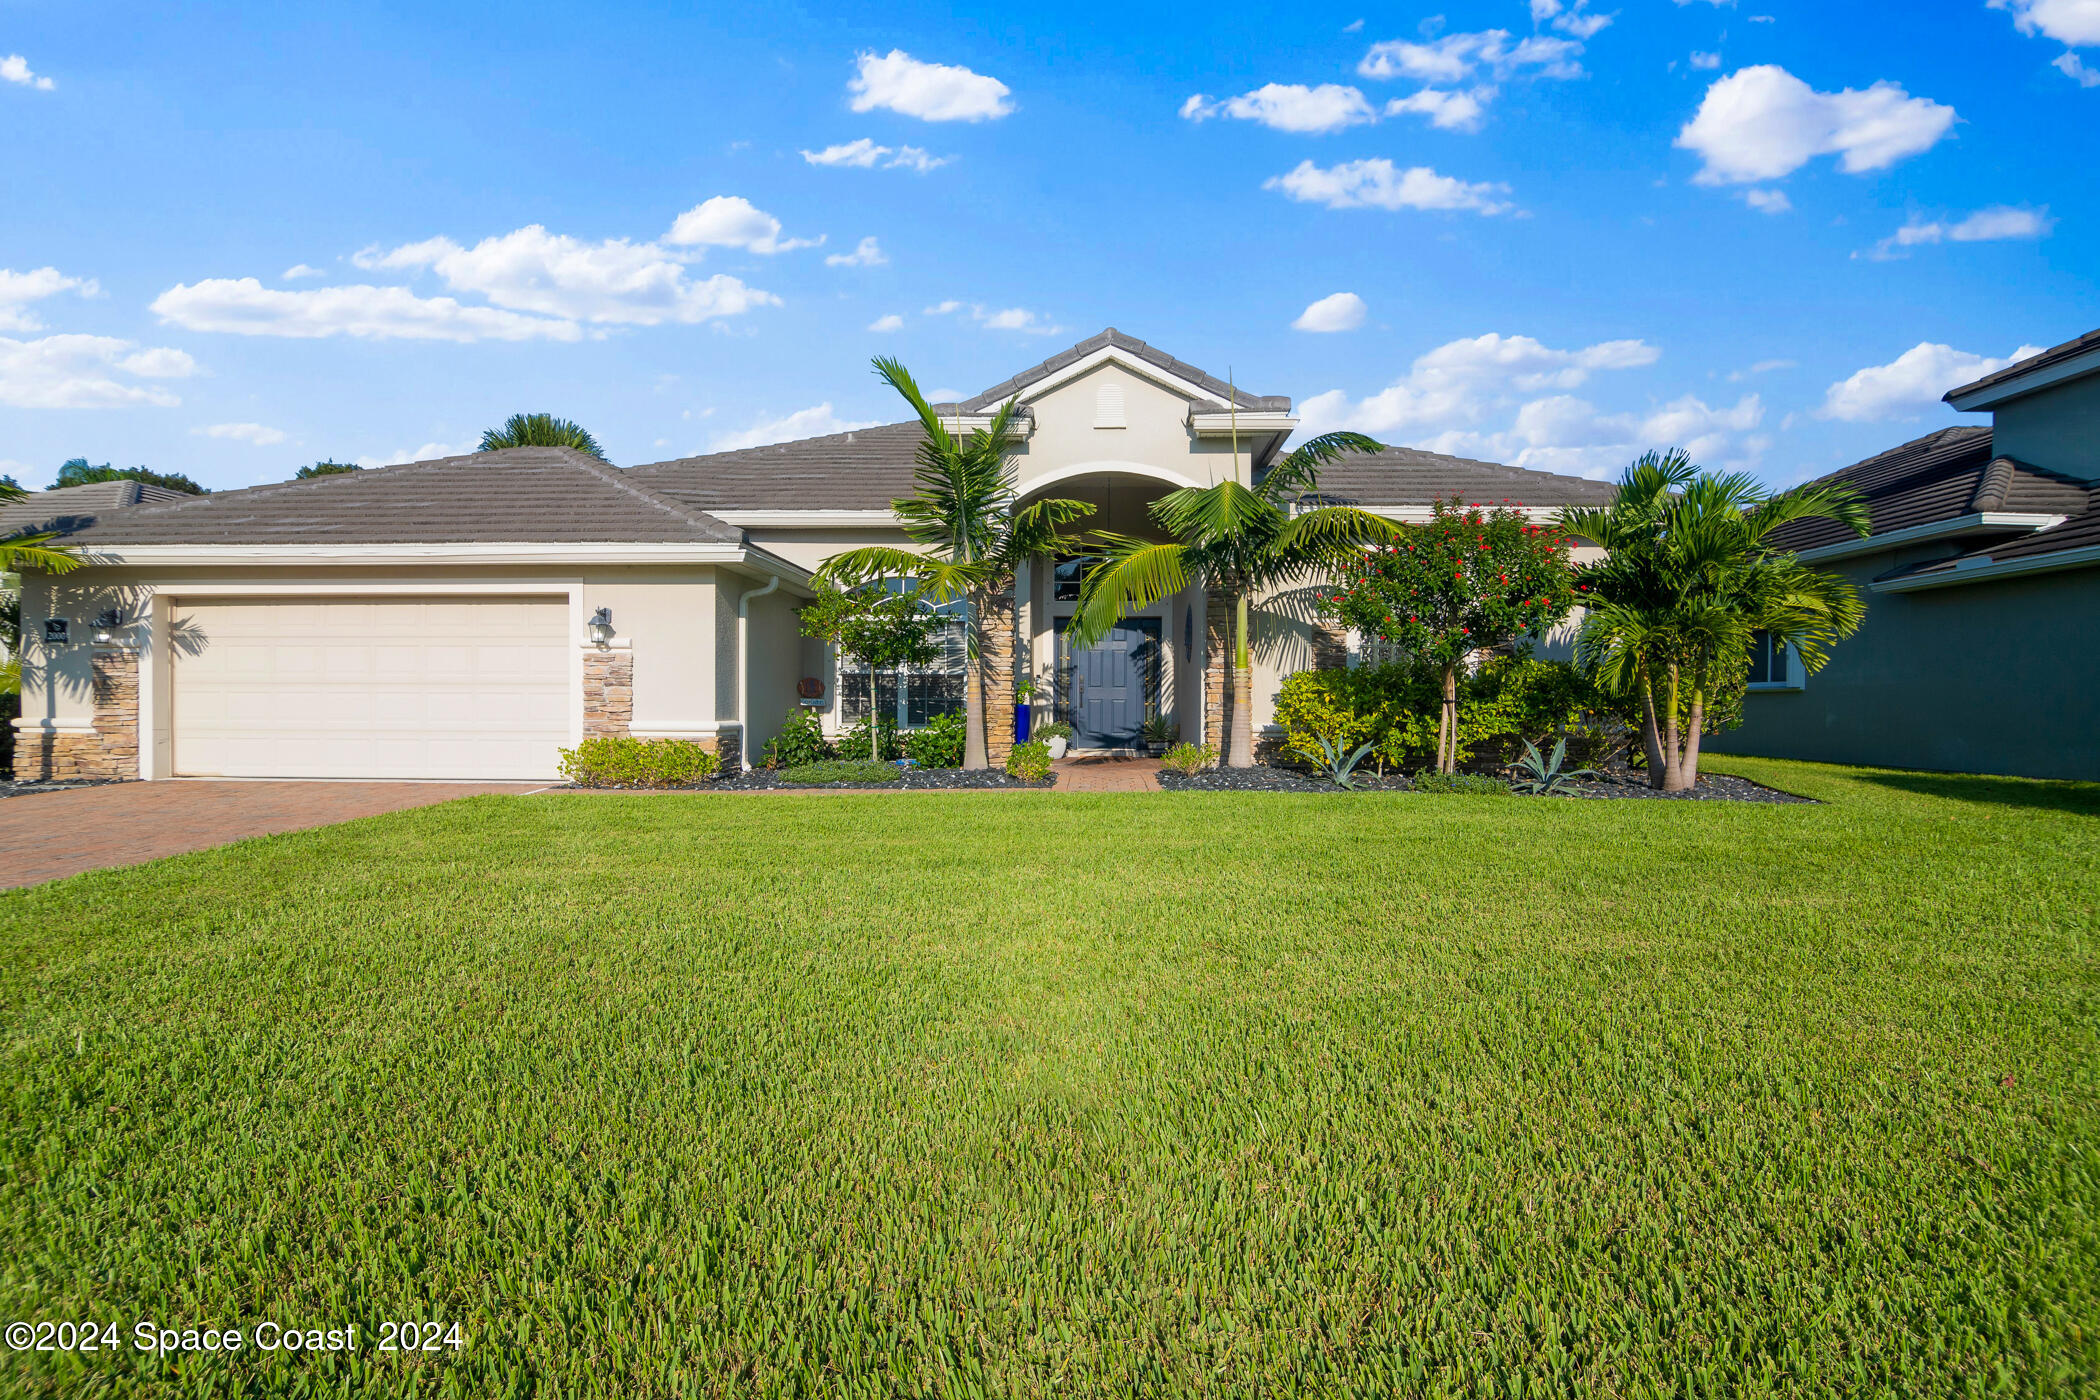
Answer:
0, 778, 125, 802
1156, 762, 1812, 803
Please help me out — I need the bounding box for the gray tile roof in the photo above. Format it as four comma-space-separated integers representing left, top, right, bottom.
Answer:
0, 479, 189, 538
960, 328, 1290, 413
629, 421, 931, 512
1944, 326, 2100, 403
1765, 427, 2091, 553
1279, 446, 1620, 510
48, 448, 744, 546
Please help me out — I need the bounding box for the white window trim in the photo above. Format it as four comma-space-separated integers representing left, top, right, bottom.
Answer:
1746, 633, 1804, 692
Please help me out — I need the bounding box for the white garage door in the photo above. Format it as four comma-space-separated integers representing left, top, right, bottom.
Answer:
173, 596, 572, 780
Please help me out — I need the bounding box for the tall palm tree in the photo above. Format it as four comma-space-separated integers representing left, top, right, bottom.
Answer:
478, 414, 607, 460
817, 357, 1094, 770
1068, 424, 1391, 767
1559, 449, 1870, 791
2, 478, 83, 699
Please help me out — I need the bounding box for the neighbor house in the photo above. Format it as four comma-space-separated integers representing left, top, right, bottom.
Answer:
10, 329, 1612, 783
1711, 327, 2100, 782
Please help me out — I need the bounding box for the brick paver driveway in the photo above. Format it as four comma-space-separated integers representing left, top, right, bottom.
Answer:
0, 780, 545, 890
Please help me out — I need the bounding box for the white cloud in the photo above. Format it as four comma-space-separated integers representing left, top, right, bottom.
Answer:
0, 333, 197, 409
1296, 332, 1661, 448
193, 421, 288, 446
1991, 0, 2100, 79
0, 267, 99, 332
1728, 358, 1797, 381
921, 301, 1062, 335
0, 54, 54, 90
152, 278, 584, 342
1817, 341, 2046, 421
826, 237, 888, 269
1690, 50, 1723, 69
848, 50, 1013, 122
1384, 87, 1493, 131
1358, 30, 1584, 83
1741, 187, 1791, 213
1865, 205, 2055, 259
1180, 83, 1377, 134
1531, 0, 1614, 38
662, 196, 819, 254
281, 264, 325, 280
1292, 292, 1368, 333
867, 313, 905, 332
358, 225, 781, 326
801, 138, 950, 172
711, 403, 884, 452
1676, 65, 1957, 185
1266, 159, 1514, 214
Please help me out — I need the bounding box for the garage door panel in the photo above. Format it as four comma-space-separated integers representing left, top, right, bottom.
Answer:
174, 597, 571, 780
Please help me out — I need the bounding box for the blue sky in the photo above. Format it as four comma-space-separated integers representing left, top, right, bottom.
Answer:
2, 0, 2095, 492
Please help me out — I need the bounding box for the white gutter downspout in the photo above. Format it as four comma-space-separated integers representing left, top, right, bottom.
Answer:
736, 575, 783, 771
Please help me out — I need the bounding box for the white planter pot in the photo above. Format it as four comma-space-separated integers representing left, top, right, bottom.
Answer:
1045, 736, 1068, 760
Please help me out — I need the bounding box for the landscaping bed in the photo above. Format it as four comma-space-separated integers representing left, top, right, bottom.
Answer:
719, 762, 1055, 790
1159, 761, 1810, 801
1158, 767, 1414, 792
0, 778, 124, 802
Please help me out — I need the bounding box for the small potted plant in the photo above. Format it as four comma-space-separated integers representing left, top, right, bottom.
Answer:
1035, 720, 1073, 761
1140, 714, 1180, 757
1014, 676, 1039, 743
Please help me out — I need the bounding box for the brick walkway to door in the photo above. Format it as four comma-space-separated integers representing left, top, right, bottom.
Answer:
0, 780, 545, 890
1053, 756, 1161, 793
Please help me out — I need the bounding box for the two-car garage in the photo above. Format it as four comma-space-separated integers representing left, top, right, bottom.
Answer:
168, 597, 573, 781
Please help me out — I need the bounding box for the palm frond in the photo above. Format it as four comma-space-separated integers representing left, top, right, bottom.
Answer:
0, 531, 82, 575
1273, 505, 1402, 557
1257, 431, 1384, 505
1068, 538, 1192, 648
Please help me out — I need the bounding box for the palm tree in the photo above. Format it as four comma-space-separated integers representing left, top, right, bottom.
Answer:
1068, 425, 1392, 767
817, 357, 1094, 770
2, 478, 83, 699
1559, 449, 1870, 791
478, 414, 607, 460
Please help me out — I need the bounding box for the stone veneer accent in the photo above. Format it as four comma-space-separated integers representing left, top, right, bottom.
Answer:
1311, 622, 1349, 672
1204, 592, 1233, 754
581, 647, 634, 738
712, 726, 742, 775
982, 583, 1016, 767
13, 645, 139, 782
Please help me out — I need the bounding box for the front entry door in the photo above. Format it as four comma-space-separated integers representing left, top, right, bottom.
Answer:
1055, 618, 1162, 749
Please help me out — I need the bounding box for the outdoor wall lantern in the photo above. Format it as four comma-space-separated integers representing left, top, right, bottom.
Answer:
92, 608, 126, 645
588, 607, 615, 646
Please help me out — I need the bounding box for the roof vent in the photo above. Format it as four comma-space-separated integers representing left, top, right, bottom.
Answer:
1094, 383, 1126, 430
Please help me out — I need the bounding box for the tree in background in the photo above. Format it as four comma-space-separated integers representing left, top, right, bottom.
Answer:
1559, 450, 1870, 791
1320, 498, 1578, 774
1069, 427, 1390, 767
478, 414, 607, 460
796, 584, 944, 761
56, 459, 207, 495
820, 357, 1093, 770
295, 461, 361, 479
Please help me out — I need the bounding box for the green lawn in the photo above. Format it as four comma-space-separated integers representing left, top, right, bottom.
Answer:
2, 759, 2095, 1398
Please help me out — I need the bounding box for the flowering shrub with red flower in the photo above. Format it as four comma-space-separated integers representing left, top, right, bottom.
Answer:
1319, 498, 1577, 772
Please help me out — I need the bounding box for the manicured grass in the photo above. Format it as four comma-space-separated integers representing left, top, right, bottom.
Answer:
2, 758, 2095, 1397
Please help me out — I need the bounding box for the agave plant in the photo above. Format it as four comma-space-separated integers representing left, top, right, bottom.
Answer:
1510, 737, 1600, 796
1312, 736, 1375, 790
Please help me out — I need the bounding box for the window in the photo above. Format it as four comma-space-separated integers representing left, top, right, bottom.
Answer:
1053, 555, 1098, 602
836, 591, 969, 726
1094, 383, 1126, 429
1746, 630, 1799, 689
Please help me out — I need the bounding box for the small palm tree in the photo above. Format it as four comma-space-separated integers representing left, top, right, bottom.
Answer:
1559, 450, 1870, 791
479, 414, 607, 460
1068, 425, 1391, 767
2, 478, 83, 699
818, 358, 1094, 770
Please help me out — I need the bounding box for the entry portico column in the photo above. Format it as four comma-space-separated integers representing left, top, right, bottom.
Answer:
983, 579, 1016, 767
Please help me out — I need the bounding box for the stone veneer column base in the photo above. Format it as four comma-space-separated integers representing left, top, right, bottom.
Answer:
982, 583, 1016, 767
11, 645, 140, 782
581, 647, 634, 738
1204, 592, 1232, 754
712, 726, 742, 774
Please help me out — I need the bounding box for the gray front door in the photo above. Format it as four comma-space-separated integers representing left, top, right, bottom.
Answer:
1055, 618, 1162, 749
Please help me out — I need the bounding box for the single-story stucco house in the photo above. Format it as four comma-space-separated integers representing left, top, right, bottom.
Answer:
1711, 327, 2100, 782
10, 329, 1614, 783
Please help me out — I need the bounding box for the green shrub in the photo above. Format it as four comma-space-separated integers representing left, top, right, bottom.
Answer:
779, 760, 900, 786
1004, 739, 1054, 783
1033, 720, 1074, 742
841, 713, 905, 762
1159, 741, 1218, 776
1412, 770, 1511, 796
763, 707, 832, 769
1274, 651, 1611, 772
903, 711, 967, 768
558, 736, 720, 788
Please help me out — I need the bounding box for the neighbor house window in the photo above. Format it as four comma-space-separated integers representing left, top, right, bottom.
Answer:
1746, 630, 1800, 689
